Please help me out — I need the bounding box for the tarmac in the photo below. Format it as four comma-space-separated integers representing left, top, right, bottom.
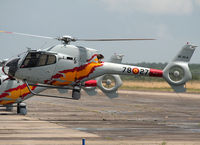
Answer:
1, 89, 200, 145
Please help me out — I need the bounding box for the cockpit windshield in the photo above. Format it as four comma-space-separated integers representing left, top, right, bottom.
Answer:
21, 52, 56, 68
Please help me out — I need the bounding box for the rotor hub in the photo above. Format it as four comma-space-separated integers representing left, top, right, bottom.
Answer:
57, 35, 76, 44
106, 79, 112, 86
168, 66, 184, 82
173, 70, 180, 77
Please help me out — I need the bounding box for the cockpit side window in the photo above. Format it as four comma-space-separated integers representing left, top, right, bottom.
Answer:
26, 53, 40, 67
21, 52, 56, 68
37, 54, 48, 66
47, 55, 56, 65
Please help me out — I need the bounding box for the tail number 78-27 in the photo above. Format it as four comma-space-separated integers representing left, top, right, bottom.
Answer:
122, 67, 149, 75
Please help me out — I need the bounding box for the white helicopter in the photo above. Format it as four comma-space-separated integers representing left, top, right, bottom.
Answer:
0, 53, 122, 115
0, 31, 197, 115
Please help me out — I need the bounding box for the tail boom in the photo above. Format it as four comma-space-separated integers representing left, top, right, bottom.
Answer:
96, 62, 163, 78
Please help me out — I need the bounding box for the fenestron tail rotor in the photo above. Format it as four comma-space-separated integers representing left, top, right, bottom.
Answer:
102, 75, 116, 89
0, 30, 156, 44
168, 66, 185, 82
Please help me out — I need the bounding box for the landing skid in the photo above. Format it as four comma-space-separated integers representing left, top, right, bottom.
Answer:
5, 104, 13, 112
2, 103, 27, 115
72, 86, 81, 100
17, 103, 27, 115
24, 80, 81, 100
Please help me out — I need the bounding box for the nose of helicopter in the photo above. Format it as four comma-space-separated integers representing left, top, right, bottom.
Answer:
3, 58, 20, 77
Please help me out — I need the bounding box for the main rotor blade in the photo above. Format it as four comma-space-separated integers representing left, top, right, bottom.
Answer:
0, 30, 156, 43
0, 30, 55, 40
76, 38, 156, 41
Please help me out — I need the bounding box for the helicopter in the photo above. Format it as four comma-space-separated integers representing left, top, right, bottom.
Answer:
0, 53, 123, 115
0, 31, 197, 114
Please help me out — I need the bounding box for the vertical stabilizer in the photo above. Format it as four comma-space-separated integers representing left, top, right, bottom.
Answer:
163, 43, 197, 92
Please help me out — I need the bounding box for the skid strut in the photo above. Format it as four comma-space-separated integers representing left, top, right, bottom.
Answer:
24, 80, 81, 100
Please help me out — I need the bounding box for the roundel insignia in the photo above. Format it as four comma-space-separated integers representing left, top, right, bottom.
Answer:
132, 68, 139, 74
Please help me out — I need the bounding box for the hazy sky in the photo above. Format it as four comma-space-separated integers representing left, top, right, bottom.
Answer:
0, 0, 200, 63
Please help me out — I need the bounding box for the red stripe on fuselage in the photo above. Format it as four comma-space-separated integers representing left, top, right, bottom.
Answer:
5, 84, 27, 93
0, 84, 37, 101
149, 69, 163, 77
0, 93, 9, 98
47, 62, 103, 85
86, 54, 97, 62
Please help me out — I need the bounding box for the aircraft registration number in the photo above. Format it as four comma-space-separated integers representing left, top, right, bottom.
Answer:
122, 67, 149, 76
